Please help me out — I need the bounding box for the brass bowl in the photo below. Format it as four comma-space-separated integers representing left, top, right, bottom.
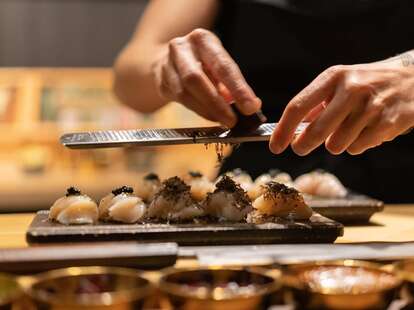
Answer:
24, 266, 152, 310
284, 260, 402, 310
159, 267, 282, 310
0, 273, 23, 310
394, 259, 414, 302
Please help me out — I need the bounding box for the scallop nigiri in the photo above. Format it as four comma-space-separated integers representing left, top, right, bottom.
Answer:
99, 186, 146, 223
135, 173, 162, 203
204, 175, 252, 222
219, 169, 253, 192
147, 177, 204, 221
248, 170, 293, 200
294, 171, 347, 198
250, 182, 312, 221
49, 187, 98, 225
184, 171, 215, 201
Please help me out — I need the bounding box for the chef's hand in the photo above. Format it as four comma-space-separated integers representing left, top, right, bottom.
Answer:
152, 28, 261, 128
270, 54, 414, 155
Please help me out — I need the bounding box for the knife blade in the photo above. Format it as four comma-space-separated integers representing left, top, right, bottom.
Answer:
60, 122, 308, 149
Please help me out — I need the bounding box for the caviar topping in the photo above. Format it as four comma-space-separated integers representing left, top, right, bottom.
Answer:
112, 186, 134, 196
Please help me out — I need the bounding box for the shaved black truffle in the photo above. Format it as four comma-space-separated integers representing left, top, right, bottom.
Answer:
263, 182, 300, 200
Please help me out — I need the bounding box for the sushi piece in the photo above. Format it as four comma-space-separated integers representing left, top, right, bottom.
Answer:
294, 171, 347, 198
99, 186, 146, 223
219, 169, 253, 192
147, 177, 204, 221
204, 175, 252, 222
248, 170, 293, 200
49, 187, 98, 225
184, 171, 215, 201
249, 182, 312, 222
135, 173, 161, 203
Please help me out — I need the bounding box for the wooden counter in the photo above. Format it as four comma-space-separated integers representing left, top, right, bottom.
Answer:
1, 205, 413, 248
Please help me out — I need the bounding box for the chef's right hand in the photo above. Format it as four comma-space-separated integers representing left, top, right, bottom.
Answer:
152, 28, 262, 128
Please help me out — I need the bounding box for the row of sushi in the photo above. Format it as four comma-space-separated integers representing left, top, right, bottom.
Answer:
49, 169, 346, 225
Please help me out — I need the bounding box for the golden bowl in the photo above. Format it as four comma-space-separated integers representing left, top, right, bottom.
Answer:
284, 260, 402, 310
24, 266, 152, 310
159, 267, 282, 310
0, 273, 23, 309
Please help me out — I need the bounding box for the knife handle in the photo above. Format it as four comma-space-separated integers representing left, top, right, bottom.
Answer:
230, 103, 267, 134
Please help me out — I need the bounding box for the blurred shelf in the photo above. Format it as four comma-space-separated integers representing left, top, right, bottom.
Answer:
0, 67, 227, 210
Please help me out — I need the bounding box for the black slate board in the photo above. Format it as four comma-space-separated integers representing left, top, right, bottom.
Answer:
307, 193, 384, 223
27, 211, 343, 245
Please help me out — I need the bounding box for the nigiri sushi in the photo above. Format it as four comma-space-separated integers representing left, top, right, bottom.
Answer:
147, 177, 204, 221
249, 182, 312, 222
294, 171, 347, 198
49, 187, 99, 225
135, 173, 161, 203
99, 186, 146, 223
219, 169, 253, 192
248, 170, 293, 200
204, 175, 252, 222
184, 171, 215, 201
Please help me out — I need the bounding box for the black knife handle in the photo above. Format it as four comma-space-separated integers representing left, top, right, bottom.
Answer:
230, 103, 268, 135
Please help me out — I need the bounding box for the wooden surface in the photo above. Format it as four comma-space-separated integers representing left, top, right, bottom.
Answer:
1, 205, 414, 248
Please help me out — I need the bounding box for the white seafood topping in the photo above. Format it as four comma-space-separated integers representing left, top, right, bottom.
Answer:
252, 182, 312, 220
184, 171, 215, 202
294, 171, 347, 198
147, 177, 204, 221
217, 169, 254, 193
204, 176, 252, 222
99, 186, 146, 223
135, 173, 161, 203
49, 187, 98, 225
248, 170, 293, 200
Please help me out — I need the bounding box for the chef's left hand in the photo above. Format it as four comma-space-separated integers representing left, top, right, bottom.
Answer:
270, 55, 414, 155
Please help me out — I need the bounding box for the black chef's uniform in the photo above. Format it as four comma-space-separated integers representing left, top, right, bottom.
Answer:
216, 0, 414, 202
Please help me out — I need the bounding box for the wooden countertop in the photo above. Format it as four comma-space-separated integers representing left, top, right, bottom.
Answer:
1, 205, 414, 248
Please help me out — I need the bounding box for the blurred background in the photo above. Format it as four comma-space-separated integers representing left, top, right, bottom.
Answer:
0, 0, 223, 211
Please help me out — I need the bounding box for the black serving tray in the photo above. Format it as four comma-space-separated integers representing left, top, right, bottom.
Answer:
27, 211, 343, 245
307, 193, 384, 223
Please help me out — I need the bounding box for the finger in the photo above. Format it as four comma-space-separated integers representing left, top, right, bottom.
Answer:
347, 114, 408, 155
159, 58, 183, 99
189, 29, 261, 115
169, 37, 236, 127
179, 92, 220, 122
290, 86, 354, 156
325, 95, 379, 154
303, 101, 327, 122
270, 66, 342, 154
346, 122, 385, 155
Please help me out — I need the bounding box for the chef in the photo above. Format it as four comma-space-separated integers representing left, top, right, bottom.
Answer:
114, 0, 414, 202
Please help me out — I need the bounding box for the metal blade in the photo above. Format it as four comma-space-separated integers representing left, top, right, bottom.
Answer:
60, 122, 308, 149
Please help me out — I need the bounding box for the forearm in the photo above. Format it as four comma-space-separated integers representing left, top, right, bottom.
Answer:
113, 0, 220, 113
114, 42, 167, 113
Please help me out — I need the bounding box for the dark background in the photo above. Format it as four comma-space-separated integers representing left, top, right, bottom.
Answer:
0, 0, 148, 66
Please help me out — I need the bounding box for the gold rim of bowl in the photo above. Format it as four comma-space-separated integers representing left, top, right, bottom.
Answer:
284, 259, 402, 296
159, 266, 282, 301
26, 266, 152, 306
